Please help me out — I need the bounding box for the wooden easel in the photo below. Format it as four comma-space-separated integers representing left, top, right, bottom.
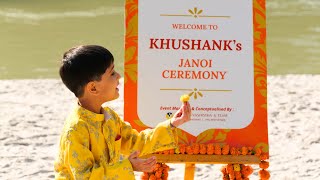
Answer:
142, 154, 260, 180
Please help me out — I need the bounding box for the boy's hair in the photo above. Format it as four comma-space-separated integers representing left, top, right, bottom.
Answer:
59, 45, 114, 97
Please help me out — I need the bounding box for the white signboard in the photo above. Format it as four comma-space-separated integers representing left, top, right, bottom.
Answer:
135, 0, 253, 136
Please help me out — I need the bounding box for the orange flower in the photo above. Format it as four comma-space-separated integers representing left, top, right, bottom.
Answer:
148, 174, 156, 180
247, 165, 253, 175
236, 148, 242, 156
141, 163, 171, 180
169, 149, 174, 154
193, 144, 200, 154
220, 166, 227, 175
230, 147, 236, 155
206, 144, 214, 155
140, 172, 149, 180
199, 144, 206, 154
163, 150, 169, 155
222, 144, 230, 155
154, 171, 162, 178
207, 143, 214, 150
207, 150, 214, 155
241, 147, 248, 155
186, 145, 193, 155
226, 164, 234, 174
229, 173, 235, 180
248, 147, 253, 155
259, 160, 269, 169
234, 171, 241, 179
163, 164, 169, 171
158, 167, 164, 173
155, 163, 161, 169
241, 165, 253, 178
162, 173, 168, 180
214, 144, 221, 155
179, 144, 186, 154
219, 164, 255, 180
260, 153, 269, 161
255, 147, 262, 156
258, 169, 270, 179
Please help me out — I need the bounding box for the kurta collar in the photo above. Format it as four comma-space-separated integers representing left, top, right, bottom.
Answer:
75, 104, 105, 122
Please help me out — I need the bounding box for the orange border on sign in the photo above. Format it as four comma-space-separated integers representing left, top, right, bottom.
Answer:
124, 0, 268, 153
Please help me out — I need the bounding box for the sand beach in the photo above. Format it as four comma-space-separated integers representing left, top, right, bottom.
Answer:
0, 75, 319, 179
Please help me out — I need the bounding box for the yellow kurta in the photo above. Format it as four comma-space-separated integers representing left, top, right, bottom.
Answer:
54, 105, 178, 180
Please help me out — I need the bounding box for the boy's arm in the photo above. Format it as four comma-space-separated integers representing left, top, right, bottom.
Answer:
119, 117, 178, 157
55, 126, 134, 180
116, 101, 191, 157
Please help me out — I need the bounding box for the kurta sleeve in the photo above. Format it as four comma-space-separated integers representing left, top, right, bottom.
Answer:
118, 115, 178, 157
57, 123, 134, 180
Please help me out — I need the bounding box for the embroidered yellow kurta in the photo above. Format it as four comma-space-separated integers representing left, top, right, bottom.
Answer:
54, 105, 177, 180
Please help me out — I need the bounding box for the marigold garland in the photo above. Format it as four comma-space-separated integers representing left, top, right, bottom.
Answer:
156, 145, 269, 161
221, 164, 254, 180
141, 144, 270, 180
258, 159, 270, 180
141, 163, 169, 180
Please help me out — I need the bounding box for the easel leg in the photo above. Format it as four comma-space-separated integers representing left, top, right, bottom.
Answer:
184, 163, 195, 180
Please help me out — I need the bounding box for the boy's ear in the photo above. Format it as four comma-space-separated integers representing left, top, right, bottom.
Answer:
86, 82, 98, 95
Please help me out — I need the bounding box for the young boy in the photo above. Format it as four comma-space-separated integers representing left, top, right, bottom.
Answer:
54, 45, 191, 179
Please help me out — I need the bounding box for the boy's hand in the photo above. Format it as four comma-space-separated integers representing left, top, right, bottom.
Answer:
128, 151, 156, 172
170, 102, 191, 127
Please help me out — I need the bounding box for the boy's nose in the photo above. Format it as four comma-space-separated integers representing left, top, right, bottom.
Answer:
117, 72, 121, 79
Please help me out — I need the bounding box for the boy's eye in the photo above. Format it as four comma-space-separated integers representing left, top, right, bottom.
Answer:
111, 72, 116, 76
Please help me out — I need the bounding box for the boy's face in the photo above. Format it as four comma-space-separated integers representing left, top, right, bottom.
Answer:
94, 63, 121, 102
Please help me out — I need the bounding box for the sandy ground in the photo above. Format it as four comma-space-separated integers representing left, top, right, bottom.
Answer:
0, 75, 319, 180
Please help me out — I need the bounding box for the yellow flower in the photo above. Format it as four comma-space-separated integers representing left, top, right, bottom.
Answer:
233, 164, 241, 171
180, 94, 190, 102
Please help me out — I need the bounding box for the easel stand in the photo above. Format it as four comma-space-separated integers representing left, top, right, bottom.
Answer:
142, 154, 260, 180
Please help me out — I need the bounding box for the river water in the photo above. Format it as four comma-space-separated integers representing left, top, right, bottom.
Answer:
0, 0, 319, 79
